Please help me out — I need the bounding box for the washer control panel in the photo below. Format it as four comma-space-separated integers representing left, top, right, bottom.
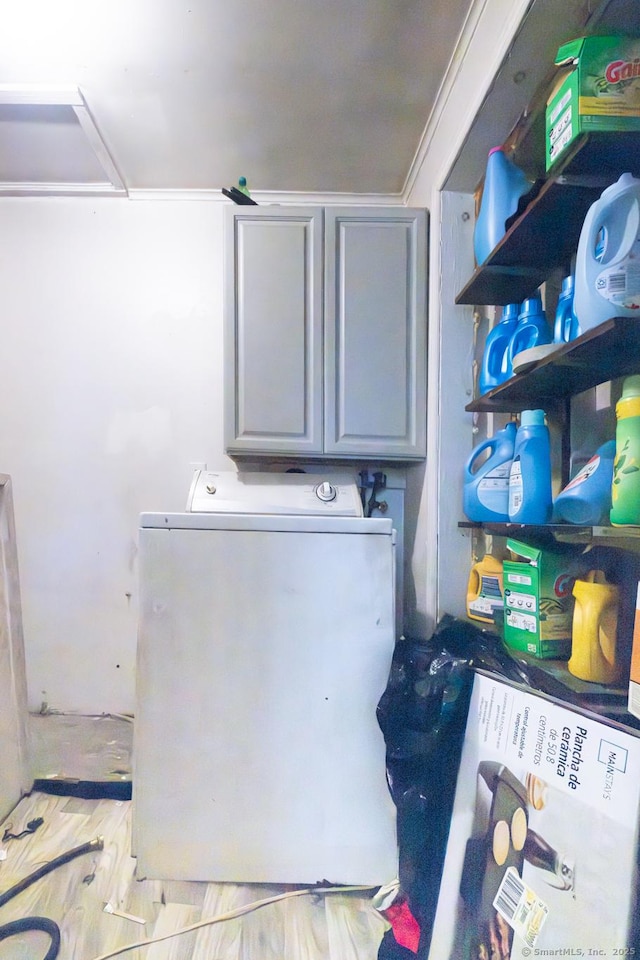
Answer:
187, 471, 363, 516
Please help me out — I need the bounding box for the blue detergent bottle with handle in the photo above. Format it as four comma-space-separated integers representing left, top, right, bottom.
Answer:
479, 303, 520, 394
463, 422, 517, 522
553, 275, 581, 344
507, 294, 552, 373
553, 440, 615, 524
474, 147, 530, 265
508, 410, 553, 523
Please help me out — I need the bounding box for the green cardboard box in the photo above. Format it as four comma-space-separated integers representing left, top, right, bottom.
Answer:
503, 539, 588, 658
546, 35, 640, 171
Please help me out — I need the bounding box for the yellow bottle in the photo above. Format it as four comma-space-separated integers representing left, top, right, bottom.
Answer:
568, 570, 621, 684
466, 555, 504, 625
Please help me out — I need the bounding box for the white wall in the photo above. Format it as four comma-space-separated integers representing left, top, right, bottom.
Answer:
405, 0, 532, 633
0, 198, 233, 713
0, 0, 570, 715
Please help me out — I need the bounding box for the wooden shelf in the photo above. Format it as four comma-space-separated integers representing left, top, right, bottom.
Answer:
459, 520, 640, 551
456, 132, 640, 307
456, 177, 600, 306
465, 317, 640, 413
460, 520, 587, 537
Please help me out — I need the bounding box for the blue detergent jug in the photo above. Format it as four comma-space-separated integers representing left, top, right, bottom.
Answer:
507, 295, 552, 369
508, 410, 553, 524
474, 147, 530, 265
553, 275, 582, 343
574, 172, 640, 332
553, 440, 616, 525
463, 422, 517, 522
479, 303, 520, 394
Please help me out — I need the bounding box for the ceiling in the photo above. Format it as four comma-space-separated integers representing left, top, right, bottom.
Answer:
0, 0, 476, 198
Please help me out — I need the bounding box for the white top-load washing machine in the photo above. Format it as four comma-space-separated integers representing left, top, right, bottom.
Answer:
133, 471, 398, 885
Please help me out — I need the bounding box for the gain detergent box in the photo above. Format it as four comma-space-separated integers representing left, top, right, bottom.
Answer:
503, 539, 589, 658
546, 35, 640, 171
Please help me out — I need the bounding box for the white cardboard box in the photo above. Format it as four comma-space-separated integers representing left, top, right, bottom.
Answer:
430, 671, 640, 959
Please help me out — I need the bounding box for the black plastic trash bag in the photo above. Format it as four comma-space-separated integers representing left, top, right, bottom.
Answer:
376, 622, 473, 958
376, 613, 584, 959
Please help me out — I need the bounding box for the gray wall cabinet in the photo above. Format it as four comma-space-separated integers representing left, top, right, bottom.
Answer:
224, 205, 427, 460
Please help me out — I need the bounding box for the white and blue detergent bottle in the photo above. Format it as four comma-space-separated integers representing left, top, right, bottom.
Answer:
574, 172, 640, 332
508, 410, 553, 524
463, 421, 517, 522
478, 303, 520, 394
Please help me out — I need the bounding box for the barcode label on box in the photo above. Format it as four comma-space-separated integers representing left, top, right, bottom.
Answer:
493, 866, 549, 947
494, 866, 523, 920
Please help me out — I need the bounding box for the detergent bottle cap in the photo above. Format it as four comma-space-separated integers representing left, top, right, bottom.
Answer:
617, 374, 640, 419
519, 295, 543, 319
501, 303, 520, 322
621, 374, 640, 399
520, 409, 545, 427
237, 176, 251, 196
617, 172, 638, 189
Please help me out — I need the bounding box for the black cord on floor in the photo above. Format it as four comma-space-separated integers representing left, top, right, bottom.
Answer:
0, 916, 61, 960
0, 836, 103, 910
0, 835, 104, 960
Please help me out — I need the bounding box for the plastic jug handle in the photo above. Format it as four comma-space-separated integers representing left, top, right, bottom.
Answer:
582, 204, 601, 263
484, 336, 503, 365
508, 327, 526, 361
599, 606, 619, 666
465, 438, 497, 477
553, 315, 563, 343
554, 311, 572, 344
467, 565, 480, 595
585, 569, 607, 584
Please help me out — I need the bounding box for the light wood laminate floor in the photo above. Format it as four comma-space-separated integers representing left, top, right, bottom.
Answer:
0, 792, 387, 960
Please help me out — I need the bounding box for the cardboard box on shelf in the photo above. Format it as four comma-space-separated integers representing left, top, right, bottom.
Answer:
546, 35, 640, 171
503, 539, 589, 659
629, 582, 640, 719
430, 671, 640, 960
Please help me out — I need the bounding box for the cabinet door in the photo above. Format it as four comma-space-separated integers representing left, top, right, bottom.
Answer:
324, 207, 427, 459
224, 207, 323, 455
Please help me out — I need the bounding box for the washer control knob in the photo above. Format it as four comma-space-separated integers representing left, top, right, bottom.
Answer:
206, 484, 217, 495
315, 481, 337, 503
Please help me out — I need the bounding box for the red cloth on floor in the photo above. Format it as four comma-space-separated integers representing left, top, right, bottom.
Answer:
381, 900, 421, 953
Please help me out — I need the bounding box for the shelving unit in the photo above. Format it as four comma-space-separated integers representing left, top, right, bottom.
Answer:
456, 131, 640, 307
456, 176, 599, 306
459, 520, 640, 552
455, 131, 640, 728
466, 317, 640, 413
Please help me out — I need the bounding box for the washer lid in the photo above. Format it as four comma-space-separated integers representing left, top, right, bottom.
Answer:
186, 470, 364, 516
